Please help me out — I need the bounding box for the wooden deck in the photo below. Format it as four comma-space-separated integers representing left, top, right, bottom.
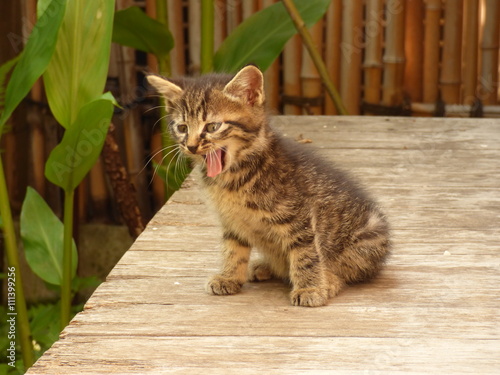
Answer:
28, 116, 499, 374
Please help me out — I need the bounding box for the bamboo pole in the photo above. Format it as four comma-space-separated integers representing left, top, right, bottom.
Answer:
411, 102, 500, 116
168, 0, 186, 76
339, 0, 363, 114
403, 0, 424, 102
479, 0, 500, 104
145, 0, 157, 73
423, 0, 442, 103
214, 0, 227, 51
300, 19, 324, 115
440, 0, 464, 104
226, 0, 242, 36
188, 0, 201, 74
283, 34, 302, 115
76, 178, 87, 223
382, 0, 406, 106
29, 105, 46, 196
146, 0, 185, 76
89, 159, 109, 219
363, 0, 384, 106
462, 0, 479, 105
242, 0, 258, 19
145, 0, 168, 206
262, 0, 280, 111
324, 0, 342, 114
283, 0, 348, 115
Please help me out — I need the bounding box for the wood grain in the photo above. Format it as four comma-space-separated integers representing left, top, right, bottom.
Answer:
28, 116, 500, 374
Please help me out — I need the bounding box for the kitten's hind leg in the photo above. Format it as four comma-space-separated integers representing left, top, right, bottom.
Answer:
248, 259, 274, 282
206, 232, 251, 296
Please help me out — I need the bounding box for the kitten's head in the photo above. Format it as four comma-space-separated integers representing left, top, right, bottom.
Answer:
147, 65, 267, 178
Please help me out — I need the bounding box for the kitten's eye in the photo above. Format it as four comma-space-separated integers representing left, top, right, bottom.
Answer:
206, 122, 221, 133
177, 124, 188, 133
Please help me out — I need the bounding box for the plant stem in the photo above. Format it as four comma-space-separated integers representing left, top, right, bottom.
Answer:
281, 0, 348, 115
201, 0, 214, 73
61, 189, 75, 330
0, 157, 34, 368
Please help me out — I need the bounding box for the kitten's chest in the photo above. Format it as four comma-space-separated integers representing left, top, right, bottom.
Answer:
204, 182, 280, 243
207, 185, 261, 226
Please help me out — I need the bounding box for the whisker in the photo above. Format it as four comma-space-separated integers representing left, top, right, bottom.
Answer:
152, 114, 172, 132
140, 144, 179, 175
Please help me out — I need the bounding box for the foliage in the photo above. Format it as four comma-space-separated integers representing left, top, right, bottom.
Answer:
43, 0, 115, 128
214, 0, 331, 73
20, 188, 77, 285
0, 0, 67, 131
0, 286, 97, 374
45, 94, 114, 191
40, 0, 116, 330
113, 6, 173, 59
0, 0, 70, 369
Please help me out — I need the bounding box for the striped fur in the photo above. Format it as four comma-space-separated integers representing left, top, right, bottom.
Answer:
147, 66, 391, 307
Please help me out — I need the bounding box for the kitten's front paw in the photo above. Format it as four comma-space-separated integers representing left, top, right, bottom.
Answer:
290, 287, 328, 307
206, 275, 242, 295
248, 261, 273, 282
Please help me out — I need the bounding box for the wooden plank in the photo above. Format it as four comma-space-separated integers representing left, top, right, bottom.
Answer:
28, 116, 500, 374
27, 336, 500, 374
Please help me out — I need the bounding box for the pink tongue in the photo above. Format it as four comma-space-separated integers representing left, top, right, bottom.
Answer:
206, 149, 223, 177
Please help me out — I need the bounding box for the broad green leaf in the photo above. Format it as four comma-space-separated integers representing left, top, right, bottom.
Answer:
214, 0, 330, 73
0, 0, 66, 131
0, 55, 20, 111
36, 0, 53, 18
112, 6, 174, 59
43, 0, 115, 128
20, 187, 77, 286
45, 96, 114, 191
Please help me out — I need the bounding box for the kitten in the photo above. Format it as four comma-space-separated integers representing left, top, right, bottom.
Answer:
147, 66, 390, 307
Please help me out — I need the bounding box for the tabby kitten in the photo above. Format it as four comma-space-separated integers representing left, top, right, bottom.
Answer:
147, 66, 390, 307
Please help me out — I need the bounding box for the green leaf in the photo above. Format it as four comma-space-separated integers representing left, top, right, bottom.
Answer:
45, 96, 114, 191
214, 0, 330, 73
29, 303, 61, 350
0, 0, 67, 131
72, 275, 101, 293
112, 6, 174, 59
0, 55, 20, 111
20, 187, 77, 286
43, 0, 115, 128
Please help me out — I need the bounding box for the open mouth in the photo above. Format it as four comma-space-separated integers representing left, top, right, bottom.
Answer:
204, 148, 226, 178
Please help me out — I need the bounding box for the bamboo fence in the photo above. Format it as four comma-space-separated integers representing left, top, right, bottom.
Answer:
1, 0, 499, 227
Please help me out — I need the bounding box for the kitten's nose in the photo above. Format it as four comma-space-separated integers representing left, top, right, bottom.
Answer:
187, 145, 198, 154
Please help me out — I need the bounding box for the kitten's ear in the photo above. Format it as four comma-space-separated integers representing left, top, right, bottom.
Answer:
223, 65, 265, 107
147, 75, 183, 101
